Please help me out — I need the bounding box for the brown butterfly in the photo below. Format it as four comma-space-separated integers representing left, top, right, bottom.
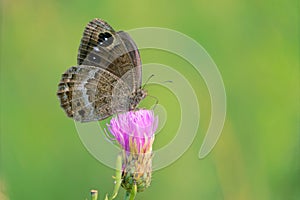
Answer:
57, 18, 147, 122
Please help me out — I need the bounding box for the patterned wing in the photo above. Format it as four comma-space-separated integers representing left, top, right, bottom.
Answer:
57, 65, 131, 122
77, 18, 142, 93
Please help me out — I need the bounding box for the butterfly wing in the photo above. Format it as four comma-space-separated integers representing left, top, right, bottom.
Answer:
57, 65, 131, 122
116, 30, 142, 89
57, 19, 144, 122
77, 18, 142, 92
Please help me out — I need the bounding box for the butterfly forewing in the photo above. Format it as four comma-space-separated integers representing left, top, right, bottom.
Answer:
117, 31, 142, 87
77, 19, 115, 65
77, 19, 142, 90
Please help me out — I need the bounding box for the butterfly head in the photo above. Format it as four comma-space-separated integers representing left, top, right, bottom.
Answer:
129, 88, 147, 110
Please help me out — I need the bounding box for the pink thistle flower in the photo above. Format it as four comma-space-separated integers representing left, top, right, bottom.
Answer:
107, 109, 158, 154
107, 109, 158, 192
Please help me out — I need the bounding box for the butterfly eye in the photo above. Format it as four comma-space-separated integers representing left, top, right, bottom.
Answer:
98, 32, 113, 47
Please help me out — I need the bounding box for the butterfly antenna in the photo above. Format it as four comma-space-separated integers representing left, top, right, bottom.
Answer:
142, 74, 155, 89
163, 80, 173, 84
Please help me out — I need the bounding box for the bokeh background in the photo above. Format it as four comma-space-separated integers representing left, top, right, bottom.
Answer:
1, 0, 299, 199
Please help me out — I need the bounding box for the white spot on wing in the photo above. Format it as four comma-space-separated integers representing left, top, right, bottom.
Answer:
93, 46, 100, 52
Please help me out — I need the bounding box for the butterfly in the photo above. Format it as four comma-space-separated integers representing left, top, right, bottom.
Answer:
57, 18, 147, 122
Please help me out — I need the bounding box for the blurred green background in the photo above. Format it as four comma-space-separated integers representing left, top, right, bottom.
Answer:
0, 0, 299, 199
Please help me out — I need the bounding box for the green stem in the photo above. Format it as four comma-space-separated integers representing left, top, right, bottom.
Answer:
123, 191, 131, 200
110, 154, 122, 200
123, 184, 137, 200
90, 154, 123, 200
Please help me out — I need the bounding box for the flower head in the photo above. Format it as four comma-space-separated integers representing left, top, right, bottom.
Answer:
107, 109, 158, 153
107, 109, 158, 192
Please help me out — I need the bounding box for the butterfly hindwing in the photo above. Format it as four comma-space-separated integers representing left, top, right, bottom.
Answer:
57, 65, 132, 122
